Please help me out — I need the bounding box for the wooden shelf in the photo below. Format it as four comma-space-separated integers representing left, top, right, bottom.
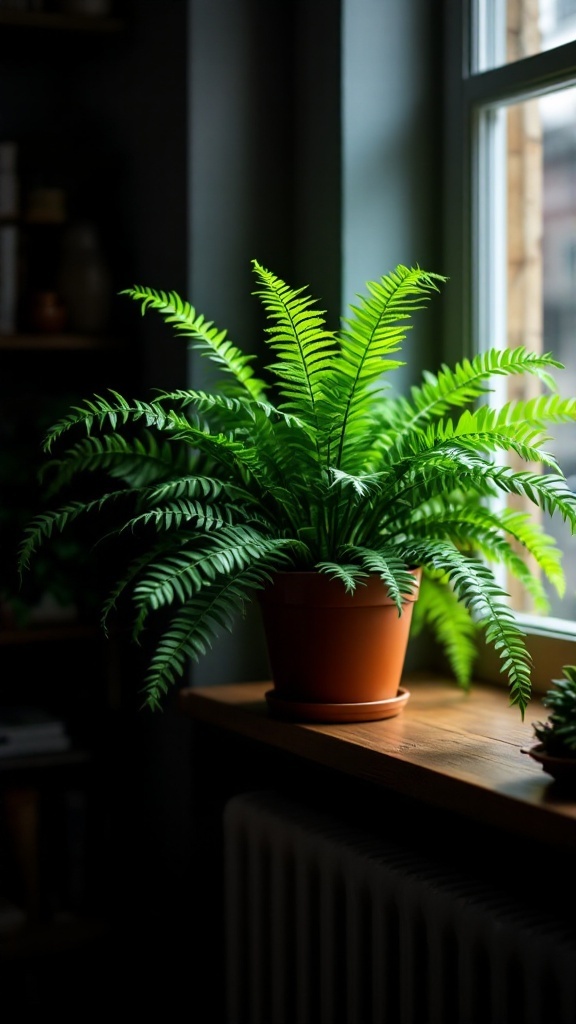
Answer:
0, 748, 91, 773
179, 671, 576, 851
0, 623, 99, 646
0, 9, 124, 33
0, 333, 118, 351
0, 913, 109, 959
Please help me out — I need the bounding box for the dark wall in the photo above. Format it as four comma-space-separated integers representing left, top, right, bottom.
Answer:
1, 1, 444, 1011
1, 3, 191, 1010
101, 0, 189, 391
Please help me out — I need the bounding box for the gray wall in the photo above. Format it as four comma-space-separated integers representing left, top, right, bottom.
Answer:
342, 0, 442, 332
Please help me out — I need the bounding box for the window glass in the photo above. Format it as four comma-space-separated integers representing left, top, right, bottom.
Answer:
476, 0, 576, 71
471, 4, 576, 628
497, 88, 576, 620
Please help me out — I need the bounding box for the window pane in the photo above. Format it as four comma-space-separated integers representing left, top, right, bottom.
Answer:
477, 0, 576, 71
500, 86, 576, 619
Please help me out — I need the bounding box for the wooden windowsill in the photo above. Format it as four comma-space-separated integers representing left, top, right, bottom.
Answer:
179, 670, 576, 851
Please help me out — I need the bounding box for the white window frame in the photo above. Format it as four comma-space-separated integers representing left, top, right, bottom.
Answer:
443, 1, 576, 690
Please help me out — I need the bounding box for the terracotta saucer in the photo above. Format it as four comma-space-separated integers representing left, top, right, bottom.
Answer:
264, 687, 410, 723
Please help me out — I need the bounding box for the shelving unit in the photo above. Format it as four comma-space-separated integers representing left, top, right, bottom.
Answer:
0, 3, 135, 992
0, 2, 192, 1010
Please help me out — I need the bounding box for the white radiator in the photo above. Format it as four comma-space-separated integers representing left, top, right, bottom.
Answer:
224, 790, 576, 1024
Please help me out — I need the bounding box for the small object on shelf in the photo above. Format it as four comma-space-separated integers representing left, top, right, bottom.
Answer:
523, 664, 576, 790
29, 289, 67, 333
57, 220, 111, 333
523, 743, 576, 788
0, 706, 71, 758
24, 186, 66, 225
20, 187, 67, 331
0, 894, 26, 936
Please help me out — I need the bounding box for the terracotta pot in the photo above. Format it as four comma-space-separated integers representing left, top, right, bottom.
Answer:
257, 569, 421, 722
522, 743, 576, 790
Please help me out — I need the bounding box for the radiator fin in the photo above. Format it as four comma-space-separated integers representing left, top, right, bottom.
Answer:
224, 790, 576, 1024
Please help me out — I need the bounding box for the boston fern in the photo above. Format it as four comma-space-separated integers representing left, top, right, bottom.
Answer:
532, 665, 576, 758
18, 261, 576, 716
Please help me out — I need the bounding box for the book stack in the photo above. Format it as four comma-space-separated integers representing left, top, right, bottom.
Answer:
0, 706, 71, 758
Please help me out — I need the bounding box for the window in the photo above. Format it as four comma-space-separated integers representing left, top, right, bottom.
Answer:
443, 0, 576, 684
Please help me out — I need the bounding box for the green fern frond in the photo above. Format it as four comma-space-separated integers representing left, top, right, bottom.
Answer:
489, 506, 566, 596
407, 502, 563, 602
165, 410, 319, 527
41, 429, 187, 495
42, 391, 182, 452
120, 286, 267, 401
407, 509, 553, 613
411, 573, 479, 686
405, 347, 563, 430
328, 467, 383, 497
146, 474, 254, 507
18, 492, 130, 573
139, 552, 298, 710
139, 590, 238, 710
385, 408, 559, 472
129, 529, 308, 636
494, 392, 576, 428
164, 411, 260, 468
432, 404, 557, 452
332, 266, 444, 471
125, 498, 237, 534
313, 563, 370, 593
251, 260, 337, 443
488, 468, 576, 527
377, 447, 576, 537
98, 529, 184, 633
402, 539, 533, 715
340, 265, 444, 378
334, 546, 419, 609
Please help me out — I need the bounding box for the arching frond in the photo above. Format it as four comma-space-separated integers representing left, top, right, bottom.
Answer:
138, 546, 301, 710
41, 429, 188, 494
411, 573, 479, 686
120, 285, 268, 400
331, 265, 445, 471
400, 539, 533, 715
404, 347, 563, 429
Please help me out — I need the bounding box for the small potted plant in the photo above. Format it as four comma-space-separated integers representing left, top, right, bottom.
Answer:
18, 261, 576, 721
524, 666, 576, 786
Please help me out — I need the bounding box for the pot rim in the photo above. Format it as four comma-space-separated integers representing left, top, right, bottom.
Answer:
258, 567, 422, 608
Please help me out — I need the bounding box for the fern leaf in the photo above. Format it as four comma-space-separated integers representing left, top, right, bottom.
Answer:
138, 549, 299, 710
411, 573, 479, 686
332, 266, 445, 472
251, 261, 337, 449
120, 286, 268, 401
401, 539, 533, 716
328, 546, 420, 609
405, 347, 564, 430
